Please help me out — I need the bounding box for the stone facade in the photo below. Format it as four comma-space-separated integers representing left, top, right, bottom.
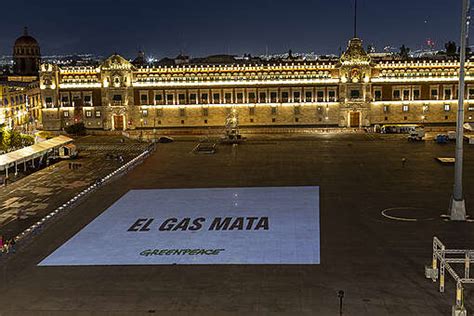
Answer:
39, 38, 474, 132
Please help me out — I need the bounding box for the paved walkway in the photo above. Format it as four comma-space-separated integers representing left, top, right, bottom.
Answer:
0, 136, 149, 240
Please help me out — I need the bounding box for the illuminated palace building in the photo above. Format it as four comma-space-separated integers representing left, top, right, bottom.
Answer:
39, 38, 474, 131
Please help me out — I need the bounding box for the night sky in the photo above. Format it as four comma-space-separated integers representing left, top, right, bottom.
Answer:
0, 0, 466, 58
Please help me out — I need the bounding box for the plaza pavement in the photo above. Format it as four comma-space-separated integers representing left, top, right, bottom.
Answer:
0, 133, 473, 315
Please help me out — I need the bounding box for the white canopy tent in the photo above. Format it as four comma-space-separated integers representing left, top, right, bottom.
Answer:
0, 135, 73, 177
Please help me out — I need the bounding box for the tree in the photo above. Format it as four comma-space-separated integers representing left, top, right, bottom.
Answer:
399, 45, 410, 60
64, 122, 86, 136
367, 44, 376, 53
445, 41, 457, 56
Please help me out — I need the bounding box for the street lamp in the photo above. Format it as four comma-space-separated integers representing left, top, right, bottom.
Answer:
450, 0, 470, 221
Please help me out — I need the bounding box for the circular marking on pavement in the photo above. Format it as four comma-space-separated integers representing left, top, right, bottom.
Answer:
381, 207, 440, 222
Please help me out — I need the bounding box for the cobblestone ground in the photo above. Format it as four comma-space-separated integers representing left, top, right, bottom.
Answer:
0, 136, 149, 240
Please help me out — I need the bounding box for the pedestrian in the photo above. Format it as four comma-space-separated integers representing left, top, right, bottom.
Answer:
9, 238, 16, 253
402, 157, 407, 167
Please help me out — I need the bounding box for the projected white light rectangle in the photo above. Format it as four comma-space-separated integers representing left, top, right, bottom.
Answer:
39, 186, 320, 266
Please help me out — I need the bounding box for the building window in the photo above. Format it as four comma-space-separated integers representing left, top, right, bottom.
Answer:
351, 89, 360, 99
179, 108, 186, 117
95, 110, 101, 118
189, 93, 197, 103
413, 89, 420, 100
402, 105, 409, 112
469, 89, 474, 99
444, 104, 451, 111
236, 93, 244, 103
250, 118, 254, 123
384, 116, 388, 121
213, 93, 220, 103
272, 118, 276, 123
225, 93, 232, 103
393, 89, 401, 100
305, 91, 312, 102
112, 94, 122, 105
374, 90, 382, 101
294, 106, 301, 115
468, 106, 474, 111
317, 91, 324, 102
430, 88, 438, 100
383, 105, 389, 113
141, 109, 148, 117
328, 90, 336, 102
204, 119, 208, 124
63, 111, 69, 118
61, 95, 69, 105
293, 91, 301, 102
270, 92, 277, 103
271, 106, 277, 115
85, 110, 92, 118
423, 105, 429, 113
154, 94, 163, 104
202, 107, 209, 116
201, 93, 208, 103
178, 94, 186, 104
84, 95, 92, 105
404, 116, 407, 120
444, 89, 452, 100
402, 90, 410, 100
248, 92, 256, 103
295, 117, 299, 122
249, 106, 255, 116
281, 92, 289, 102
140, 93, 148, 104
259, 92, 266, 103
166, 94, 174, 104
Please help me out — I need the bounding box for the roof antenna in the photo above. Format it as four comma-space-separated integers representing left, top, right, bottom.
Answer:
353, 0, 357, 38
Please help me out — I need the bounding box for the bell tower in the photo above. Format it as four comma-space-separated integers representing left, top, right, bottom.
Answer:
337, 0, 373, 128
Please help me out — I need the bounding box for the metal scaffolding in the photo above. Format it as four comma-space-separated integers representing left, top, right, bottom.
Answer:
425, 237, 474, 315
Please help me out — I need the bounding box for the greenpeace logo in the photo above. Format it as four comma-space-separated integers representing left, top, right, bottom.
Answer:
140, 248, 225, 257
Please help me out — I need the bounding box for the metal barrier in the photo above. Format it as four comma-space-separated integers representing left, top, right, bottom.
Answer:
0, 144, 156, 257
425, 237, 474, 316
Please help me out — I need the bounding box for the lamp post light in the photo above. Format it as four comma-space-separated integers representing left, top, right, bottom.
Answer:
450, 0, 470, 221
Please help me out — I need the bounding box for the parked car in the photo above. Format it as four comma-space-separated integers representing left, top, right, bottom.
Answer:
408, 128, 425, 141
435, 134, 449, 144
